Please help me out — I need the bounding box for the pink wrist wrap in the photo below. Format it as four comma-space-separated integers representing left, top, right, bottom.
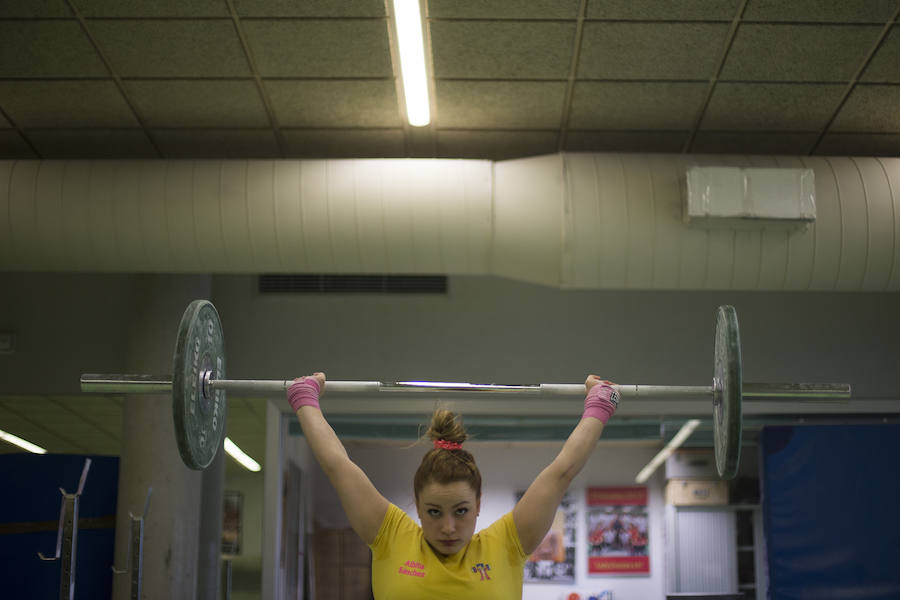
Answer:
288, 377, 321, 412
583, 383, 619, 425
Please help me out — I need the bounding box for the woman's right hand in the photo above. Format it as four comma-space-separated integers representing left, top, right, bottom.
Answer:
585, 374, 614, 392
288, 372, 326, 412
294, 372, 326, 390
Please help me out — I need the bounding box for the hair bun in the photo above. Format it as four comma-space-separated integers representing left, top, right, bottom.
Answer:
426, 408, 468, 445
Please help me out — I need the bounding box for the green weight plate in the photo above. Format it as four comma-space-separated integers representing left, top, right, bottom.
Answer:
172, 300, 227, 470
713, 305, 742, 480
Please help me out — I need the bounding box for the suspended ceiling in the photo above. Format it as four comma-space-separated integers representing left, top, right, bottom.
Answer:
0, 0, 898, 160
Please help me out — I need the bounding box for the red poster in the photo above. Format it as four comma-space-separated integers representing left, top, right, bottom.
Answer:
586, 487, 649, 575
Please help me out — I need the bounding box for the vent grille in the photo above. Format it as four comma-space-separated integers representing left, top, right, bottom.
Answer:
259, 274, 447, 294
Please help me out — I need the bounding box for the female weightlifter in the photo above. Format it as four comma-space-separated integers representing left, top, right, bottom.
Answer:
288, 372, 618, 599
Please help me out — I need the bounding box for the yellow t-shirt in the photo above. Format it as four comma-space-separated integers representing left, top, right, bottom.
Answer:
369, 503, 528, 600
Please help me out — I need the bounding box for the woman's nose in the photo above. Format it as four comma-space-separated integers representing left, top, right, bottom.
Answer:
440, 517, 456, 534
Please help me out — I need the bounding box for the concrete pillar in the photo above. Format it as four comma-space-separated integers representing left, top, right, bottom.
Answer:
113, 275, 221, 600
197, 438, 225, 599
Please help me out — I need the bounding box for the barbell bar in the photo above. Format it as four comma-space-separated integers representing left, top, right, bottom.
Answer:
79, 300, 851, 478
80, 375, 848, 401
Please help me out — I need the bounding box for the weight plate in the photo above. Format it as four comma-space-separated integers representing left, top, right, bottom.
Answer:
172, 300, 227, 470
713, 305, 742, 480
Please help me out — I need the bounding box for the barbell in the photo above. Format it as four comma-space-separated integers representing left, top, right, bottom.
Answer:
81, 300, 851, 478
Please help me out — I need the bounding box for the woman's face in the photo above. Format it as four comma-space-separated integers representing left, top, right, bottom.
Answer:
415, 480, 480, 557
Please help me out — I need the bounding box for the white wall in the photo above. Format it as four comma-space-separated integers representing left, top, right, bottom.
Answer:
2, 272, 897, 399
0, 272, 140, 395
212, 275, 899, 400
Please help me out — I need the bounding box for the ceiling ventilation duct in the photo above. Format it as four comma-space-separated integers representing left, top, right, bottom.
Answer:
1, 154, 897, 291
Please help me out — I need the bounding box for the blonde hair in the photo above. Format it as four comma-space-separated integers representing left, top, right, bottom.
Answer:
413, 408, 482, 502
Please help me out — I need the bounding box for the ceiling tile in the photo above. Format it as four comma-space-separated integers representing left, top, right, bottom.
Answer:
43, 421, 105, 441
816, 133, 900, 156
125, 80, 270, 128
404, 126, 438, 157
586, 0, 740, 20
742, 0, 899, 23
86, 443, 121, 456
74, 0, 228, 17
429, 0, 580, 20
691, 131, 817, 154
55, 396, 121, 415
266, 80, 400, 128
721, 24, 882, 82
282, 129, 405, 157
578, 23, 730, 80
243, 20, 392, 78
152, 129, 280, 158
0, 0, 71, 17
0, 21, 108, 77
435, 81, 566, 129
0, 410, 36, 434
569, 81, 707, 129
25, 129, 157, 158
436, 130, 557, 159
234, 0, 385, 17
830, 85, 900, 132
701, 83, 844, 131
0, 398, 55, 416
0, 4, 895, 161
0, 81, 139, 128
566, 130, 687, 153
0, 410, 89, 453
861, 26, 900, 83
0, 131, 35, 159
87, 20, 251, 77
431, 21, 575, 79
223, 400, 262, 420
225, 413, 263, 427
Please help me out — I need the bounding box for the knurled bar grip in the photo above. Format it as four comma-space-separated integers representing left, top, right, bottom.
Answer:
80, 375, 850, 401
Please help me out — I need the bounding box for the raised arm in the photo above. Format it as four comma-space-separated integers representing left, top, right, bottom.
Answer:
290, 373, 389, 545
512, 375, 618, 554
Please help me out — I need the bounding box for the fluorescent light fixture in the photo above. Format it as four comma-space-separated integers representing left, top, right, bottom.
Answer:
392, 0, 431, 126
0, 428, 47, 454
634, 419, 701, 484
224, 437, 261, 472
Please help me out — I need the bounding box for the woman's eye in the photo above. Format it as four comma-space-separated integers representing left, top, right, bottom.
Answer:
428, 509, 440, 517
455, 508, 469, 516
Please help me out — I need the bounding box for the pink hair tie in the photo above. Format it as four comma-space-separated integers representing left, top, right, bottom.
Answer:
434, 439, 462, 451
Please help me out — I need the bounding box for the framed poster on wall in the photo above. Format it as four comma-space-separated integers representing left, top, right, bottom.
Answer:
516, 491, 575, 583
222, 491, 242, 555
586, 487, 649, 575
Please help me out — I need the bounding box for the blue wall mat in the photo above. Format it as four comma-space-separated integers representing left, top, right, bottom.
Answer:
0, 454, 119, 600
761, 425, 900, 600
